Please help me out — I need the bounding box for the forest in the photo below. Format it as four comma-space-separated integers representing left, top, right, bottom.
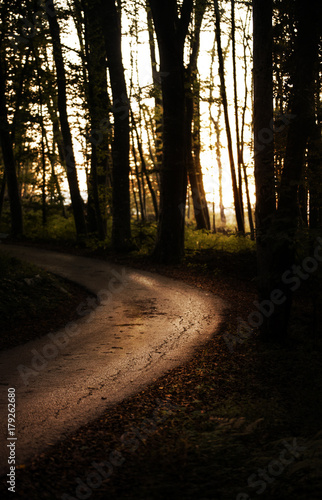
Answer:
0, 0, 322, 498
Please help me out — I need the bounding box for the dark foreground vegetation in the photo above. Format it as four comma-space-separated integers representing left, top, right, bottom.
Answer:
1, 208, 322, 500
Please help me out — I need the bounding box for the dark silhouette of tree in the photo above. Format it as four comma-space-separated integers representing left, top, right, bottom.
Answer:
254, 0, 321, 343
148, 0, 193, 263
214, 0, 244, 233
253, 0, 276, 340
269, 0, 321, 341
75, 0, 111, 240
46, 0, 87, 237
185, 0, 210, 231
0, 3, 23, 236
99, 0, 132, 251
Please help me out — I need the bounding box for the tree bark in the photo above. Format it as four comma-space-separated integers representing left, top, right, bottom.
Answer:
231, 0, 244, 222
254, 0, 320, 343
82, 0, 110, 239
146, 5, 163, 176
253, 0, 276, 340
99, 0, 132, 251
46, 0, 87, 237
268, 0, 320, 341
214, 0, 244, 233
186, 0, 210, 230
0, 50, 23, 236
0, 171, 6, 220
131, 109, 158, 220
148, 0, 193, 263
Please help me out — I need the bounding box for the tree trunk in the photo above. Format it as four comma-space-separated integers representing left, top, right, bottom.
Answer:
214, 0, 244, 233
253, 0, 276, 340
268, 0, 320, 341
186, 0, 210, 230
131, 109, 159, 220
231, 0, 244, 222
148, 0, 193, 263
0, 51, 23, 236
254, 0, 320, 343
192, 77, 210, 230
131, 129, 145, 222
308, 122, 322, 230
99, 0, 132, 251
0, 171, 6, 220
146, 5, 163, 177
82, 0, 110, 239
46, 0, 87, 237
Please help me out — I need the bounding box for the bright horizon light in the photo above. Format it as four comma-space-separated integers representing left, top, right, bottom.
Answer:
60, 1, 255, 221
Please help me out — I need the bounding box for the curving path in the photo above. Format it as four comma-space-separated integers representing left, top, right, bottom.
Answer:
0, 245, 226, 474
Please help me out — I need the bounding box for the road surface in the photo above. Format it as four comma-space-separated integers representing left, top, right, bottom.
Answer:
0, 245, 226, 474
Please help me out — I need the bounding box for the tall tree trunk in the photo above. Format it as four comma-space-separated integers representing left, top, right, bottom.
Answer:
214, 0, 244, 233
0, 171, 6, 220
131, 176, 139, 222
209, 36, 226, 226
193, 76, 210, 230
308, 121, 322, 230
240, 11, 255, 239
99, 0, 131, 251
131, 134, 145, 223
254, 0, 320, 343
44, 128, 67, 217
0, 50, 23, 236
82, 0, 110, 239
131, 109, 158, 220
186, 0, 210, 230
148, 0, 193, 263
146, 5, 163, 177
46, 0, 87, 237
268, 0, 320, 341
253, 0, 276, 340
142, 104, 160, 191
40, 112, 47, 225
231, 0, 244, 222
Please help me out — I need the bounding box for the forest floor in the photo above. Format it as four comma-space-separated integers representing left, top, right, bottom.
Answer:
1, 238, 322, 499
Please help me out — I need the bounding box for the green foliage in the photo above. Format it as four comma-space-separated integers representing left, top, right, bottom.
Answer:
131, 221, 158, 255
185, 227, 256, 255
24, 210, 77, 243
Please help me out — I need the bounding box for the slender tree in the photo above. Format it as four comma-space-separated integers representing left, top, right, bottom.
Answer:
231, 0, 243, 220
253, 0, 276, 340
99, 0, 132, 251
148, 0, 193, 263
268, 0, 321, 341
186, 0, 210, 230
46, 0, 87, 237
0, 24, 23, 236
81, 0, 111, 239
214, 0, 244, 233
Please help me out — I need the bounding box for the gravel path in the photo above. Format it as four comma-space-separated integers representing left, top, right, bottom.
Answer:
0, 245, 225, 473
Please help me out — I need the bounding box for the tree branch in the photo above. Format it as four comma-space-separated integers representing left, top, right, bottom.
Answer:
178, 0, 193, 48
